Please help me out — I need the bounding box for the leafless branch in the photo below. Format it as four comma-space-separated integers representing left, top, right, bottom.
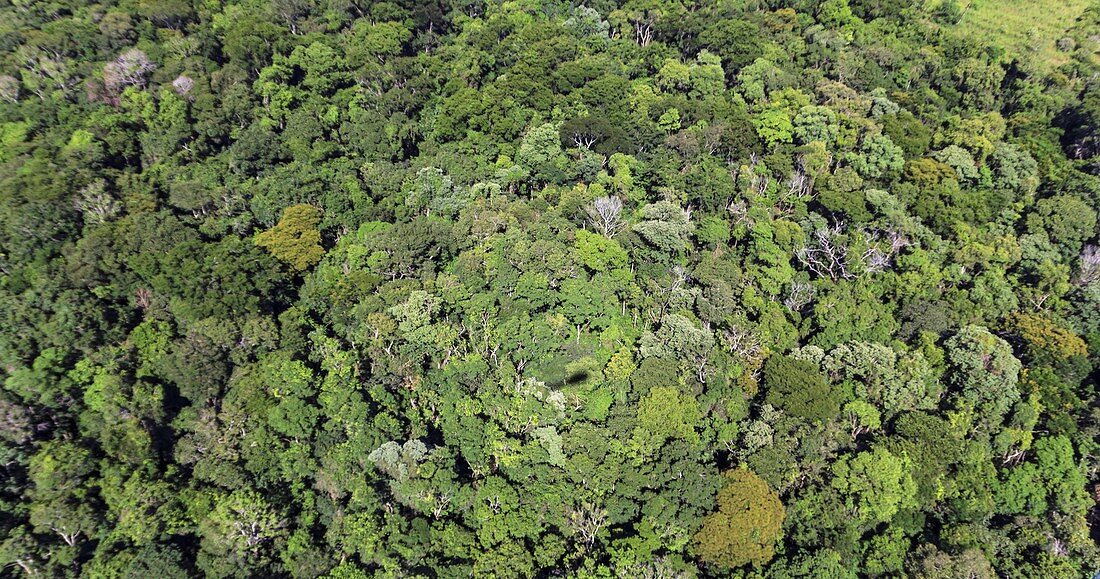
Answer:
567, 503, 608, 547
783, 281, 816, 311
1074, 244, 1100, 286
722, 325, 764, 366
586, 196, 625, 238
796, 220, 852, 281
103, 49, 156, 94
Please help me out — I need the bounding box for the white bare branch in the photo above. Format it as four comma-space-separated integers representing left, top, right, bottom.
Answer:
796, 221, 852, 281
586, 196, 625, 238
103, 49, 156, 94
783, 281, 816, 311
1074, 244, 1100, 286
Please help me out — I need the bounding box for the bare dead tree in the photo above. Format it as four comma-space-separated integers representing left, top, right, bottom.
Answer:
0, 75, 19, 103
778, 158, 816, 215
796, 220, 853, 281
651, 265, 690, 324
53, 526, 81, 547
743, 152, 771, 197
430, 491, 452, 519
887, 229, 911, 254
693, 320, 714, 384
787, 169, 811, 199
9, 556, 39, 578
702, 122, 726, 156
859, 227, 909, 274
1028, 291, 1051, 312
134, 288, 153, 310
798, 221, 909, 281
272, 0, 308, 35
74, 181, 119, 226
570, 132, 599, 149
1074, 244, 1100, 286
103, 49, 156, 94
848, 411, 871, 441
1001, 446, 1027, 467
722, 325, 764, 366
17, 47, 79, 99
171, 74, 194, 97
628, 11, 658, 46
615, 557, 688, 579
1051, 536, 1068, 557
862, 245, 891, 274
235, 521, 265, 548
783, 281, 816, 311
753, 170, 770, 197
586, 195, 625, 238
567, 503, 608, 547
726, 198, 749, 227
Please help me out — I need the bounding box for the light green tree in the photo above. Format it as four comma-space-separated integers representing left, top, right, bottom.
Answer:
831, 446, 918, 525
944, 325, 1023, 427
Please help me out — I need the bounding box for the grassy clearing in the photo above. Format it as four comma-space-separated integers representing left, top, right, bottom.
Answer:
953, 0, 1091, 70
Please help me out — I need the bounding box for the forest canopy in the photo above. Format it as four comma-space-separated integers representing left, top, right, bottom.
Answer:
1, 0, 1100, 577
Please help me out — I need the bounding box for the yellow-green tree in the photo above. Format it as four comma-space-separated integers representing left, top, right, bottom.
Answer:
255, 204, 325, 272
1006, 312, 1088, 364
695, 469, 785, 569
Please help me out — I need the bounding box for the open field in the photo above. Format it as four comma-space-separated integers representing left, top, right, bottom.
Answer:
955, 0, 1092, 69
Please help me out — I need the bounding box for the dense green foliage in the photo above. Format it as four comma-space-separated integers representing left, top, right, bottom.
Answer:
695, 468, 785, 569
1, 0, 1099, 577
